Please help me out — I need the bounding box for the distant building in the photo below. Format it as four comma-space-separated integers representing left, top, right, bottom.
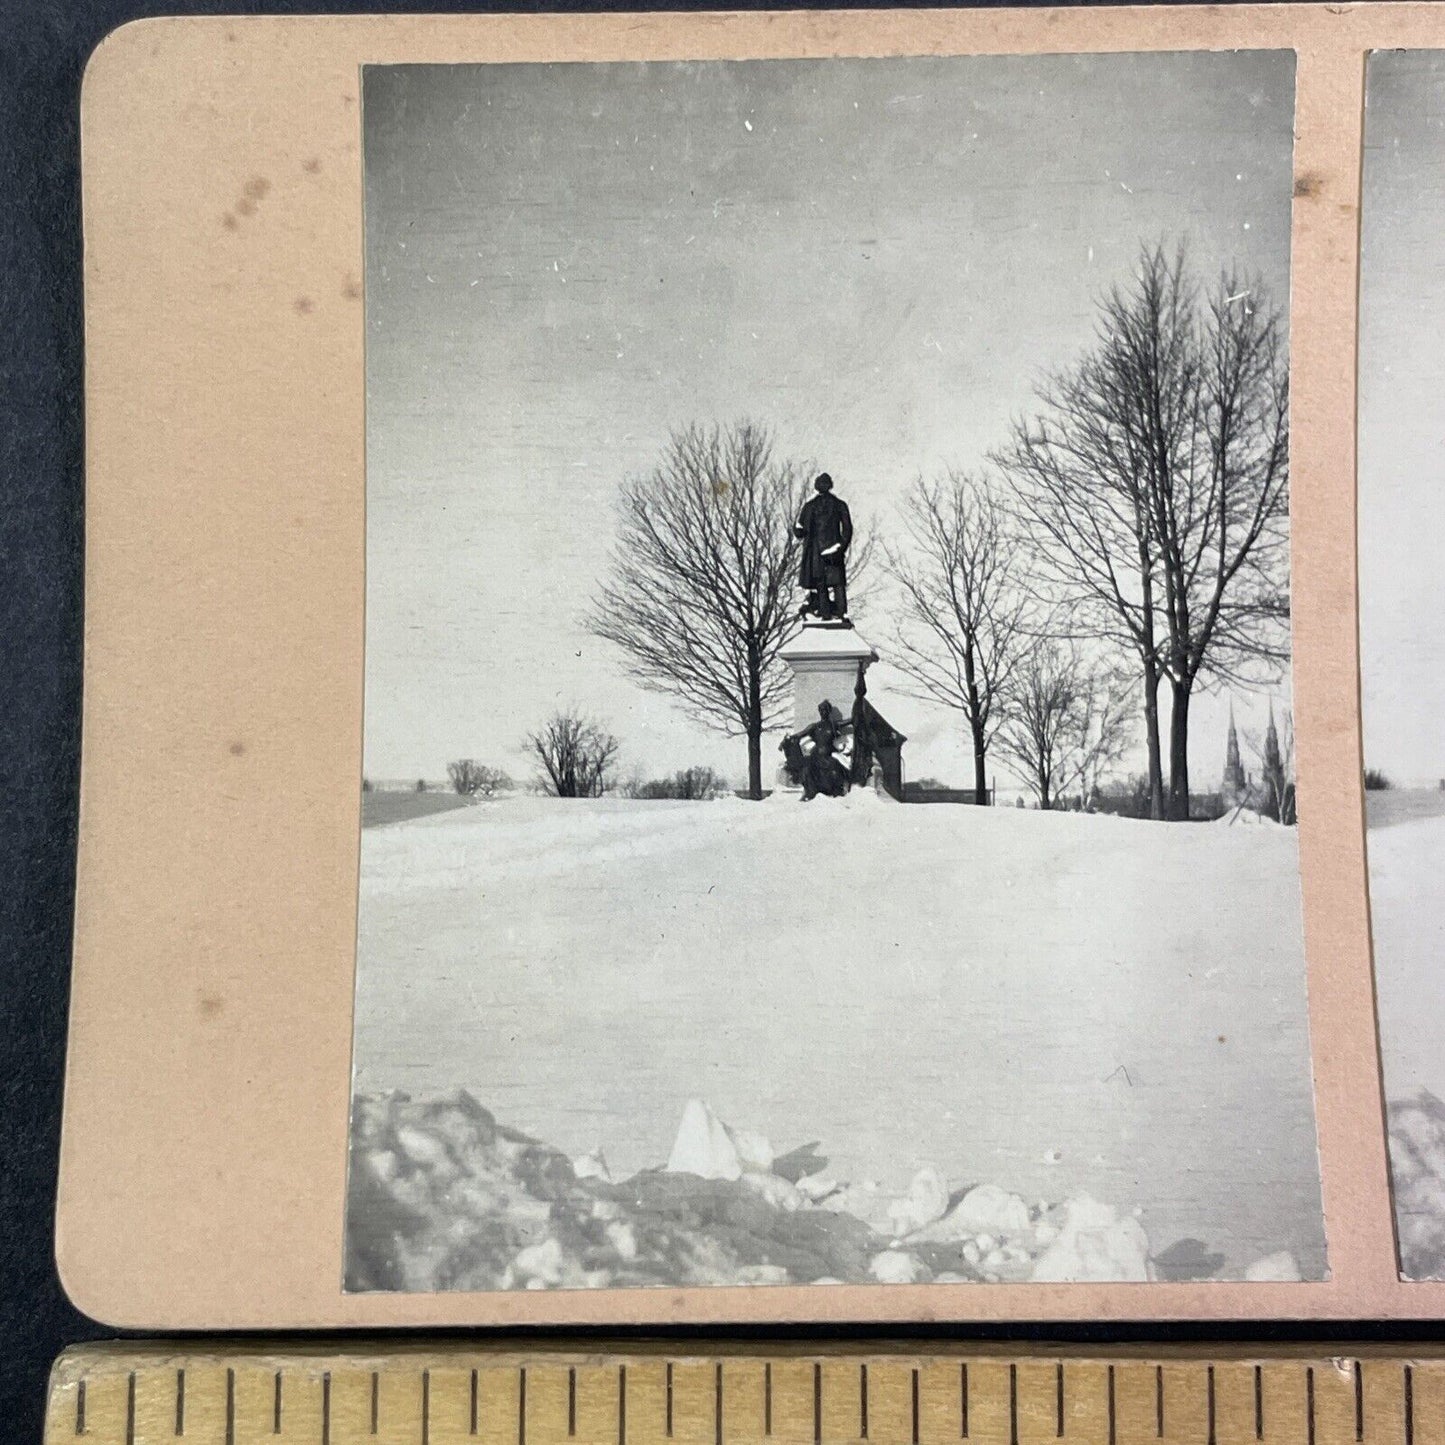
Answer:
1222, 702, 1250, 808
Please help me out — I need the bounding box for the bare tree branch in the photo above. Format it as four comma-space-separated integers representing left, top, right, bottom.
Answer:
884, 472, 1032, 803
995, 643, 1135, 810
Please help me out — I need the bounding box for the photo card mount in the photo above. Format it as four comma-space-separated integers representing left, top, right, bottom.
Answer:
57, 4, 1435, 1328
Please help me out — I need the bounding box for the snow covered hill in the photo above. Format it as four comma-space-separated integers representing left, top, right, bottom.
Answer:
352, 793, 1324, 1278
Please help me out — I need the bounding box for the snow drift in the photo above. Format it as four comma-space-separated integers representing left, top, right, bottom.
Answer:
351, 794, 1325, 1279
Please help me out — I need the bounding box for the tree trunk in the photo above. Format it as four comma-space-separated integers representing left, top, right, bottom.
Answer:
963, 646, 989, 807
1167, 678, 1191, 821
1142, 661, 1165, 820
746, 728, 762, 801
745, 642, 764, 800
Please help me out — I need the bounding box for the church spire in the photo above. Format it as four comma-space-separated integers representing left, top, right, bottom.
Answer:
1223, 698, 1247, 803
1263, 698, 1281, 776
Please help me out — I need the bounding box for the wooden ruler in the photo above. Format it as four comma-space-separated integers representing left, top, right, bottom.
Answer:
43, 1344, 1445, 1445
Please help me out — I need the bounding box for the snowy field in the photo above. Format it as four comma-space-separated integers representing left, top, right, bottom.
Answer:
1369, 810, 1445, 1101
351, 794, 1325, 1278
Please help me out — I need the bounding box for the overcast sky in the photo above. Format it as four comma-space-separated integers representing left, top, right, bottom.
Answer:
1360, 51, 1445, 787
362, 51, 1297, 790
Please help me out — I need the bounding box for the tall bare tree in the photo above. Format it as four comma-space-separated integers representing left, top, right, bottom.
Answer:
994, 278, 1172, 819
591, 422, 835, 800
885, 473, 1031, 805
995, 644, 1134, 811
1151, 268, 1291, 815
526, 709, 619, 798
995, 244, 1289, 820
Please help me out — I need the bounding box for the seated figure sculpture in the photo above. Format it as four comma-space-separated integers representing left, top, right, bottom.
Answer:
780, 699, 852, 801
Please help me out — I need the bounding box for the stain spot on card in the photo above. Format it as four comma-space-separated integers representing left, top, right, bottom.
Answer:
1293, 173, 1323, 199
229, 740, 246, 756
222, 212, 238, 231
343, 276, 362, 301
295, 296, 315, 315
304, 158, 322, 175
243, 176, 271, 201
199, 993, 224, 1018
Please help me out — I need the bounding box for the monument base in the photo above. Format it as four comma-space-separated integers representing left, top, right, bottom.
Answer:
777, 619, 878, 731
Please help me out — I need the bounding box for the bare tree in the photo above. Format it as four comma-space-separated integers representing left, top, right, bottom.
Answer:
995, 644, 1134, 811
625, 766, 730, 800
592, 422, 860, 800
447, 760, 512, 797
1152, 267, 1291, 816
995, 244, 1290, 820
526, 710, 620, 798
993, 275, 1172, 819
885, 473, 1031, 805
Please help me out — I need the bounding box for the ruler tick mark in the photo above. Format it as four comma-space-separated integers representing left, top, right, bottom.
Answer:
61, 1347, 1414, 1445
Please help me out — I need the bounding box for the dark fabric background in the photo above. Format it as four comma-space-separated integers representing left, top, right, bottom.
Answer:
0, 0, 1433, 1441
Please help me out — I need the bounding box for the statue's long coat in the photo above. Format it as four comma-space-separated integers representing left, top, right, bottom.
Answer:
794, 492, 854, 590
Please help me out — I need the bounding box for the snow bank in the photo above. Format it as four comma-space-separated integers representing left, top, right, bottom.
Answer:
354, 793, 1322, 1277
346, 1092, 1298, 1292
1388, 1089, 1445, 1280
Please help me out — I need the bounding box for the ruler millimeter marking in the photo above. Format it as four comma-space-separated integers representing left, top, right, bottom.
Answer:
44, 1347, 1445, 1445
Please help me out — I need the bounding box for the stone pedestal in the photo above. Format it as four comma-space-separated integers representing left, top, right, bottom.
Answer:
778, 621, 878, 729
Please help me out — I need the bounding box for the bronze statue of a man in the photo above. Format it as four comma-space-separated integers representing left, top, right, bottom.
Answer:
794, 473, 853, 622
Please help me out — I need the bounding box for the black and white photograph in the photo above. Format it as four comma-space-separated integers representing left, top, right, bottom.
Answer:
344, 49, 1324, 1294
1359, 48, 1445, 1284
